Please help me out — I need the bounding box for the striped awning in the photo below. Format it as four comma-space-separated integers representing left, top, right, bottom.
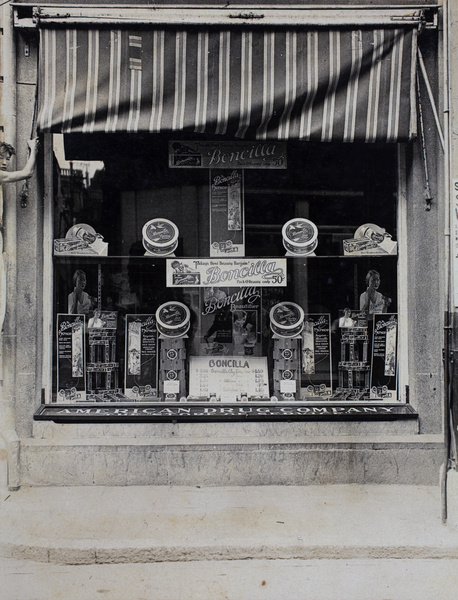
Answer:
37, 26, 418, 142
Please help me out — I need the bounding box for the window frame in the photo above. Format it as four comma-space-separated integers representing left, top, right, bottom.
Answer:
38, 133, 412, 416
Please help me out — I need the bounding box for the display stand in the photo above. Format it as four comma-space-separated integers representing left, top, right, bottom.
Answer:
86, 328, 121, 400
337, 326, 370, 400
272, 336, 301, 401
158, 337, 187, 401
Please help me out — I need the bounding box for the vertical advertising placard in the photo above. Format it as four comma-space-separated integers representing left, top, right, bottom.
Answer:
56, 314, 86, 402
210, 170, 245, 257
300, 314, 332, 398
125, 315, 158, 400
370, 313, 398, 399
453, 179, 458, 307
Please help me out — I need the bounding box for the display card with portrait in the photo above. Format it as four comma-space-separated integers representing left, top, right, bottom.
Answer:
370, 313, 398, 399
124, 315, 158, 400
209, 170, 245, 257
199, 286, 262, 357
300, 314, 332, 398
56, 314, 86, 403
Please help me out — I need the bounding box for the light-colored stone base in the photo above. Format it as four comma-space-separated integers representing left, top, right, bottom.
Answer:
2, 419, 443, 488
17, 435, 443, 487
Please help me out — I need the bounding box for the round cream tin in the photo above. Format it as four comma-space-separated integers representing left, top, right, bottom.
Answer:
282, 218, 318, 256
269, 302, 305, 338
142, 219, 179, 256
156, 301, 190, 338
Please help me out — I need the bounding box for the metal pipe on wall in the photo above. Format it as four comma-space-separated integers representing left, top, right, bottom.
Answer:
0, 5, 18, 390
0, 4, 20, 487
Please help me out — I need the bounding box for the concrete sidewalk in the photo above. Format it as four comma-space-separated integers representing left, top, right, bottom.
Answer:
1, 483, 457, 564
2, 557, 458, 600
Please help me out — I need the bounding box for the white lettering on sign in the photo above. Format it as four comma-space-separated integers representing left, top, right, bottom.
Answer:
208, 143, 278, 167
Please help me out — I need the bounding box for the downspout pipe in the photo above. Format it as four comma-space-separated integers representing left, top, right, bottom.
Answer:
0, 4, 20, 490
441, 0, 451, 523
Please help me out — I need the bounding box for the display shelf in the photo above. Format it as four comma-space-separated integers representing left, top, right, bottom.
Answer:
53, 254, 398, 261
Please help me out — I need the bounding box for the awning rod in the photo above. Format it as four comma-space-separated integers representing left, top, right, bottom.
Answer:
24, 6, 426, 28
418, 47, 445, 152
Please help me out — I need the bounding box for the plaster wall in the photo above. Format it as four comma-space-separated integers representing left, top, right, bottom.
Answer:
404, 29, 445, 435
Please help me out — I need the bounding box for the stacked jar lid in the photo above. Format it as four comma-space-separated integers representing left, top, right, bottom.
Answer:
282, 218, 318, 256
142, 218, 179, 256
270, 302, 305, 338
156, 302, 190, 338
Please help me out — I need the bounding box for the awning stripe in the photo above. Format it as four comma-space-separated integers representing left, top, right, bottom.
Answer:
343, 31, 363, 142
42, 29, 57, 132
322, 30, 341, 142
387, 29, 404, 142
127, 34, 143, 132
366, 30, 383, 143
300, 31, 319, 140
106, 30, 122, 133
257, 32, 275, 140
37, 26, 418, 142
278, 31, 297, 140
236, 31, 252, 138
149, 30, 165, 133
63, 29, 75, 132
83, 30, 99, 133
216, 31, 231, 135
195, 32, 209, 134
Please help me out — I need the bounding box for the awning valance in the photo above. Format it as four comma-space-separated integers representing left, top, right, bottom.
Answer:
37, 26, 418, 142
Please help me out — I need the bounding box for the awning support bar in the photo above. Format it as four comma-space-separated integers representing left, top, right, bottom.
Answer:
418, 47, 445, 152
417, 73, 433, 211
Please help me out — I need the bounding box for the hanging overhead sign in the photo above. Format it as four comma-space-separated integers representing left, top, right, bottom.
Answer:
169, 141, 286, 169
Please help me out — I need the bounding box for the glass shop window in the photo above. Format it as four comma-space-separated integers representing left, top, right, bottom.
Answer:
50, 133, 399, 404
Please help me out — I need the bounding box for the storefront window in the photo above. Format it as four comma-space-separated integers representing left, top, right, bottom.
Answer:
49, 133, 400, 405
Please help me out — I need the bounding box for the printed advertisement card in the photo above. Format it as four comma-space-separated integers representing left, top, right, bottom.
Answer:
56, 314, 86, 402
199, 287, 262, 358
370, 313, 398, 399
300, 314, 332, 398
124, 315, 158, 400
210, 170, 245, 257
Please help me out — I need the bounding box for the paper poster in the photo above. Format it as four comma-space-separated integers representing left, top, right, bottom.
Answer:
124, 315, 158, 400
210, 170, 245, 257
199, 287, 262, 357
56, 314, 86, 402
189, 355, 269, 401
166, 258, 287, 288
300, 314, 332, 398
370, 313, 398, 399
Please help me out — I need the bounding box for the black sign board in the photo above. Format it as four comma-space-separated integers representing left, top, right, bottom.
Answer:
35, 403, 416, 423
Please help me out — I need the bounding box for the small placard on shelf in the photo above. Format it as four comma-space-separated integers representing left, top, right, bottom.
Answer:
54, 224, 108, 256
343, 223, 397, 256
189, 355, 269, 401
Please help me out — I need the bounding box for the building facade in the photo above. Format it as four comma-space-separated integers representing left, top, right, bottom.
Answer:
0, 0, 455, 491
